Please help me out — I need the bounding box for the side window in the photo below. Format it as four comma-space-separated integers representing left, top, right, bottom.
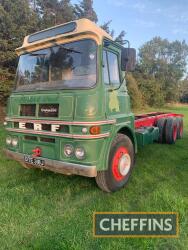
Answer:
103, 50, 110, 84
107, 52, 120, 84
102, 50, 120, 85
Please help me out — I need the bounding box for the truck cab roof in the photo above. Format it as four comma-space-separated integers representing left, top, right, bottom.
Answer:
16, 18, 113, 56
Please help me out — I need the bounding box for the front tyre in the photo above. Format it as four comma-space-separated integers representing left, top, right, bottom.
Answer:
95, 134, 135, 192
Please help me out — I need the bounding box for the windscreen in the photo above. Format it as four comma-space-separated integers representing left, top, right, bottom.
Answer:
15, 39, 97, 91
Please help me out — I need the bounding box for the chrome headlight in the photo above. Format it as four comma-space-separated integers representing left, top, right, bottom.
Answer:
6, 136, 12, 145
75, 147, 85, 160
64, 144, 74, 157
12, 137, 18, 147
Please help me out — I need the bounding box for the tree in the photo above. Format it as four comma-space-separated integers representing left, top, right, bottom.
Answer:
100, 20, 126, 45
0, 0, 39, 65
100, 20, 114, 37
180, 78, 188, 103
0, 0, 40, 104
138, 37, 188, 102
126, 73, 143, 109
0, 68, 14, 105
115, 31, 126, 45
35, 0, 75, 28
74, 0, 98, 23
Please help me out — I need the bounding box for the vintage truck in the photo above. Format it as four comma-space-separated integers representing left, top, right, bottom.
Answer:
4, 19, 183, 192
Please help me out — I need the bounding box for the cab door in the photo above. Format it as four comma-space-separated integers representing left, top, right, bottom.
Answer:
102, 48, 129, 121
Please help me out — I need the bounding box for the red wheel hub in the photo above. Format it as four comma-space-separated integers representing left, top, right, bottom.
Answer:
112, 147, 131, 181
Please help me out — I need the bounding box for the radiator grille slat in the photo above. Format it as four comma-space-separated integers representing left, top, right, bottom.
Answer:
20, 104, 36, 116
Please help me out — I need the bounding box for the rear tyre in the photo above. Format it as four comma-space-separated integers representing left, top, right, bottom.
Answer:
156, 118, 166, 143
95, 134, 135, 192
165, 117, 178, 144
176, 118, 183, 139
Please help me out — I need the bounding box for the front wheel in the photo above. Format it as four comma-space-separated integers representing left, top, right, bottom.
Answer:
95, 134, 135, 192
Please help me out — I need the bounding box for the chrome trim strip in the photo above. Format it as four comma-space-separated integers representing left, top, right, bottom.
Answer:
4, 149, 97, 177
5, 117, 116, 126
115, 121, 131, 126
6, 128, 110, 139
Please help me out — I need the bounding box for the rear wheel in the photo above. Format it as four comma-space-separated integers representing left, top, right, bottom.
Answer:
176, 118, 183, 139
156, 118, 166, 143
165, 117, 178, 144
95, 134, 135, 192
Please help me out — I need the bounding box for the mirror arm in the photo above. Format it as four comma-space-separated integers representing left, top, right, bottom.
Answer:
116, 40, 130, 48
110, 72, 126, 92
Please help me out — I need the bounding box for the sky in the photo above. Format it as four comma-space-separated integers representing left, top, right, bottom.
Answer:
74, 0, 188, 50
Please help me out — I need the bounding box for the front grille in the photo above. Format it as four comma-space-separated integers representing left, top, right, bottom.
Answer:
24, 136, 37, 141
40, 137, 55, 143
24, 136, 55, 143
38, 104, 59, 117
20, 104, 36, 116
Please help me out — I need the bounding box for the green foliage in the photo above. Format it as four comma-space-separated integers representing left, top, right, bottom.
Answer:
132, 69, 165, 107
36, 0, 75, 28
138, 76, 165, 107
115, 30, 126, 45
0, 0, 40, 105
74, 0, 98, 23
100, 20, 114, 37
0, 68, 14, 105
180, 78, 188, 103
126, 73, 143, 109
138, 37, 188, 103
100, 20, 126, 45
0, 0, 39, 66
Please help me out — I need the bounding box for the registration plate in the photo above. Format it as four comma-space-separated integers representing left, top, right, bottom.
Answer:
24, 155, 45, 167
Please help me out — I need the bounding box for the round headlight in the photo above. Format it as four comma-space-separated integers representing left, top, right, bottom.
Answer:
3, 121, 7, 126
6, 136, 12, 145
12, 137, 18, 147
75, 147, 85, 160
64, 144, 74, 157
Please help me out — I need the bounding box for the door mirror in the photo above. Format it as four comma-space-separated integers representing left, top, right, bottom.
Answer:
121, 48, 136, 71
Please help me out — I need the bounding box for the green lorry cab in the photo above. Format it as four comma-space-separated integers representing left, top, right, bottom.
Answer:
4, 19, 184, 192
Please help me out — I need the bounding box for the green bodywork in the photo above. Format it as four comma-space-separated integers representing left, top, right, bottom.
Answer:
5, 41, 137, 172
135, 127, 159, 147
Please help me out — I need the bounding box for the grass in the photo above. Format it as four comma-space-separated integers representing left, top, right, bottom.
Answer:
0, 106, 188, 249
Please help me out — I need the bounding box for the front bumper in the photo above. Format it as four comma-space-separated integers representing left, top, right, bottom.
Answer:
5, 149, 97, 177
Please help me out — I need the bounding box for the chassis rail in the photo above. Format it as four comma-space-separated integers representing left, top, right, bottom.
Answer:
134, 112, 183, 129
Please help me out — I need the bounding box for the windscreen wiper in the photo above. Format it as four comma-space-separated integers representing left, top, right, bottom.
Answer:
28, 53, 47, 57
58, 45, 82, 54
